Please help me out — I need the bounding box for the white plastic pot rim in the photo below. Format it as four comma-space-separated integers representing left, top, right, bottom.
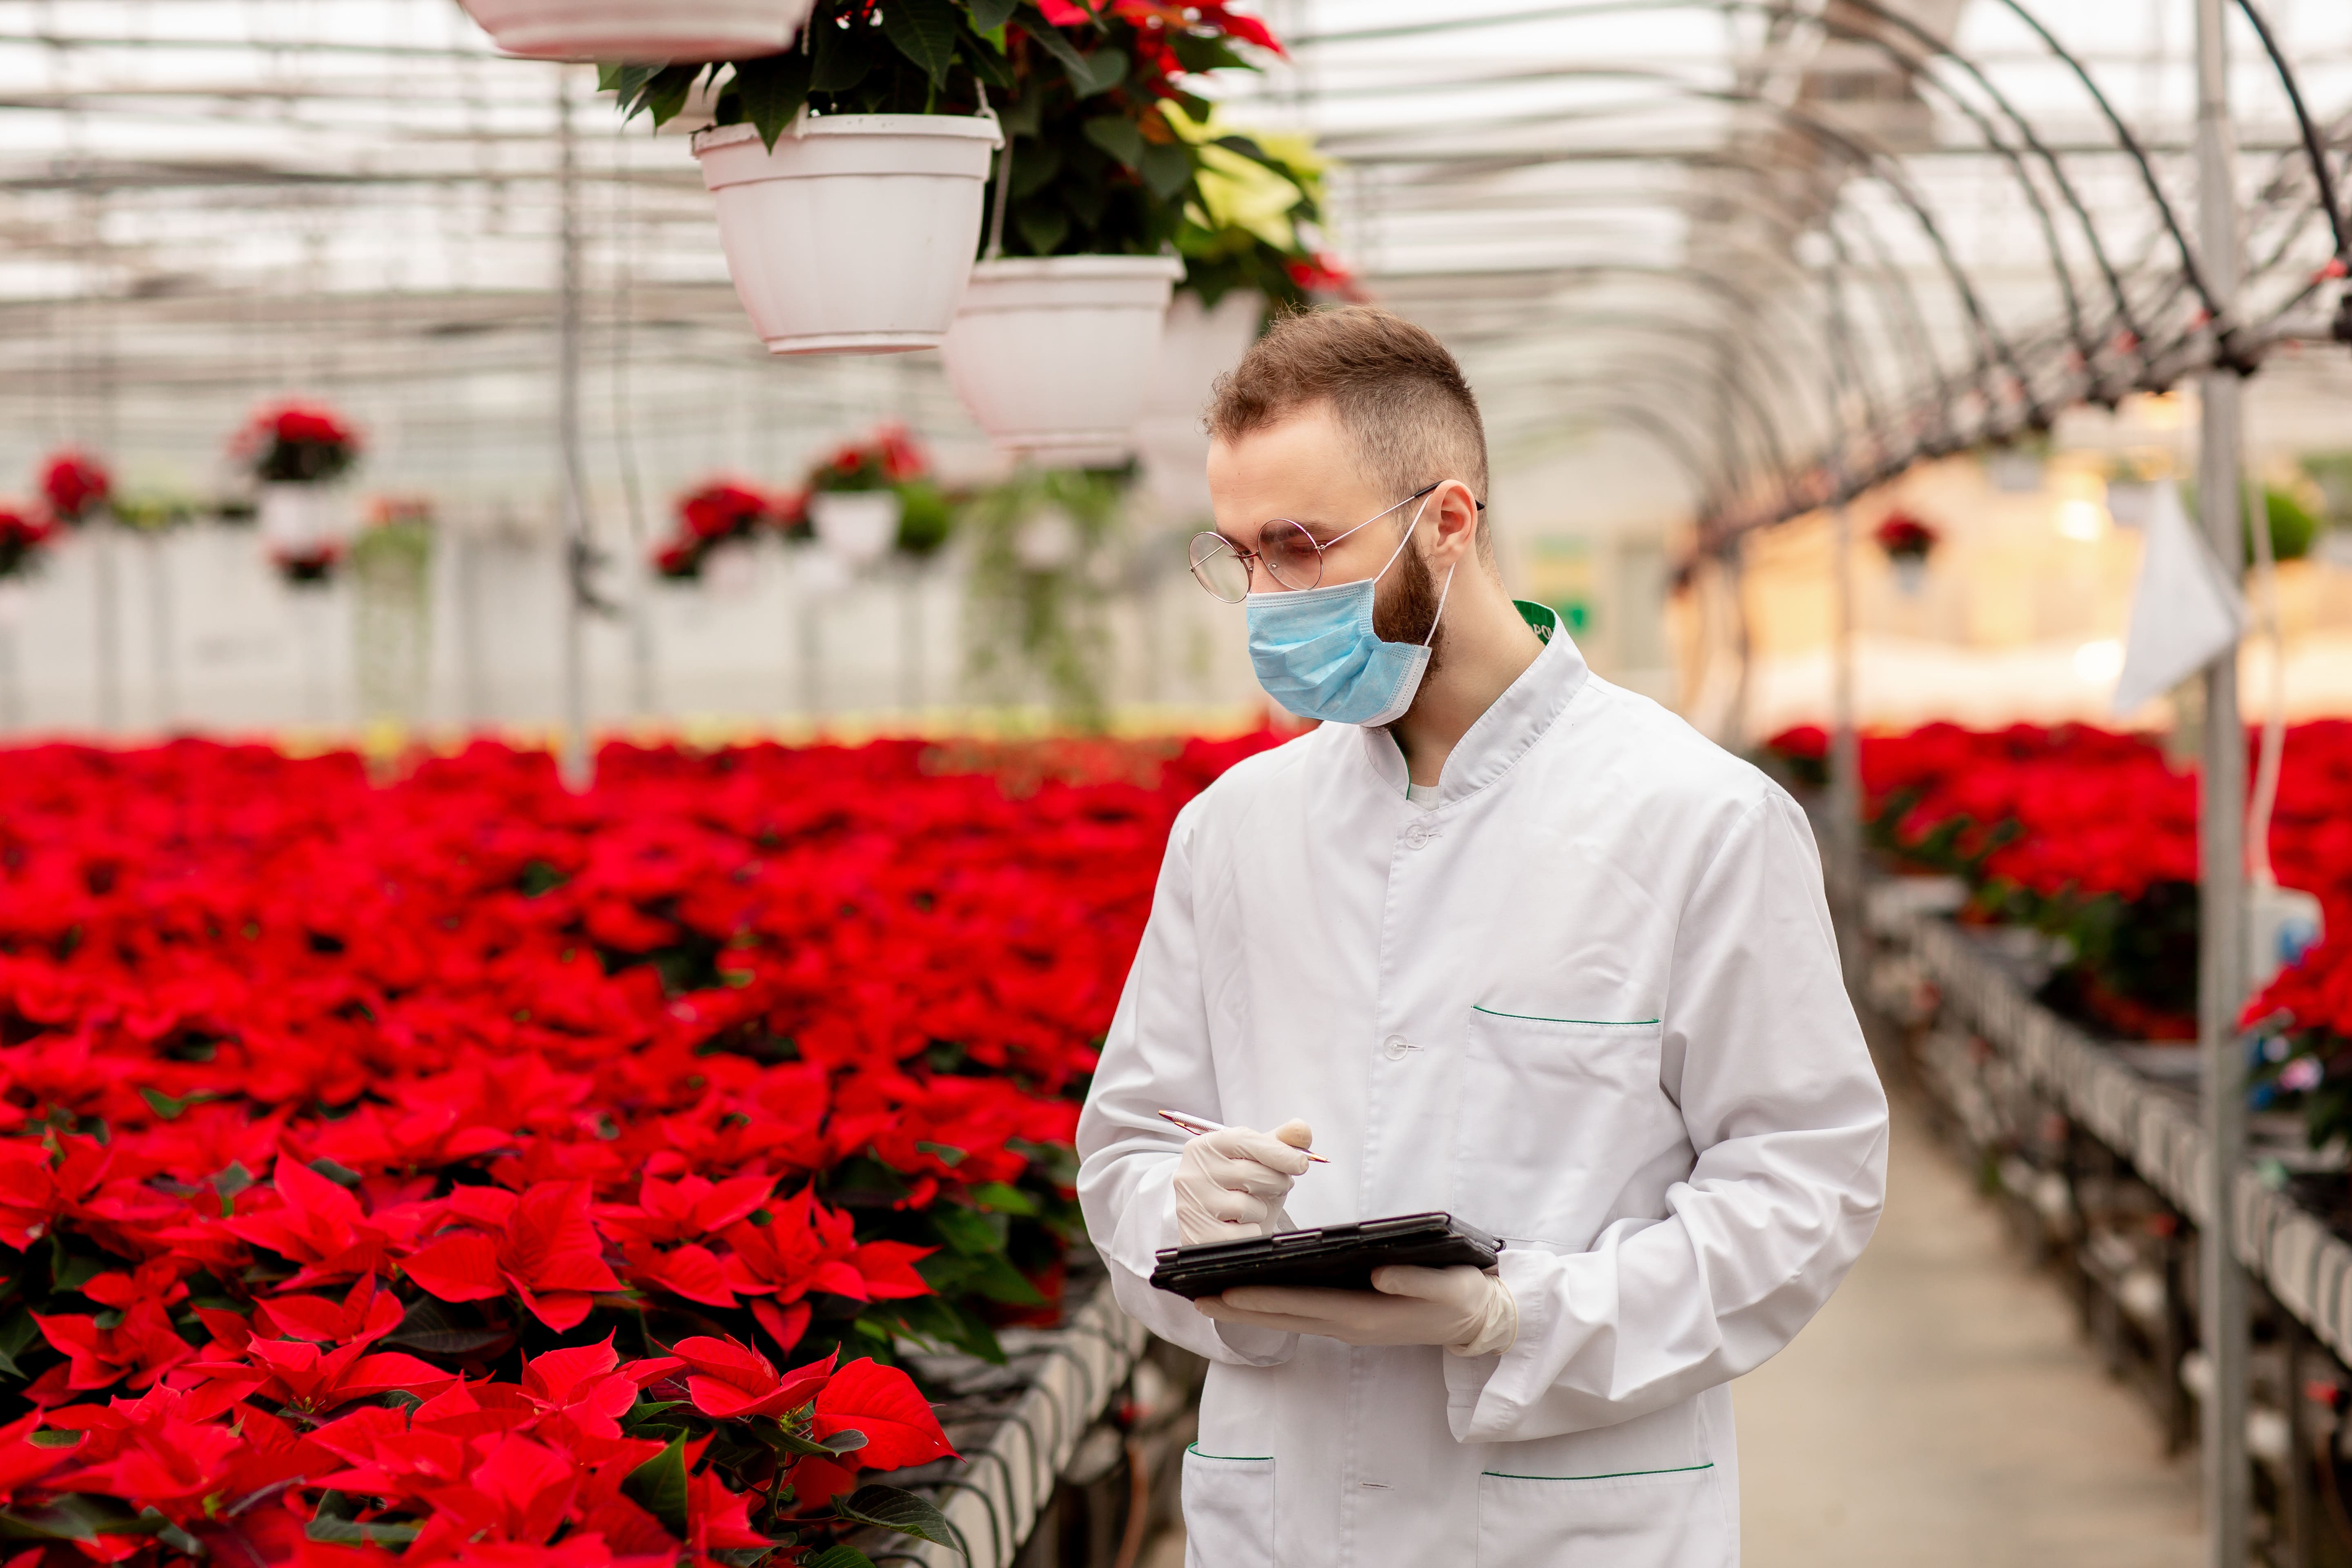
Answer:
968, 255, 1185, 283
693, 113, 1002, 154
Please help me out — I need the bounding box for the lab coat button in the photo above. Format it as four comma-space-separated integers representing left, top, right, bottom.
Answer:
1401, 824, 1433, 850
1381, 1035, 1412, 1061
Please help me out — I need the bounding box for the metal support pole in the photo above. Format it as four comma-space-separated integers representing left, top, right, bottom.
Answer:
1824, 268, 1864, 964
1829, 496, 1861, 929
90, 522, 120, 733
2195, 0, 2250, 1561
555, 69, 592, 789
145, 532, 176, 731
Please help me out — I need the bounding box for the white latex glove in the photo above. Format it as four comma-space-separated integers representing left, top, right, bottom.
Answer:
1194, 1264, 1518, 1357
1173, 1119, 1315, 1245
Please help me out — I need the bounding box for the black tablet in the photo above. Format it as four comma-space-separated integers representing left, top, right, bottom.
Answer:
1148, 1212, 1502, 1299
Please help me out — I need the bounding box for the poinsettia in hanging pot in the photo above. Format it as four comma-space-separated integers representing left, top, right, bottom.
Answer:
38, 449, 112, 526
938, 0, 1320, 466
235, 402, 364, 588
0, 507, 56, 584
607, 1, 1058, 355
808, 423, 933, 569
459, 0, 815, 63
1874, 510, 1940, 596
650, 478, 780, 583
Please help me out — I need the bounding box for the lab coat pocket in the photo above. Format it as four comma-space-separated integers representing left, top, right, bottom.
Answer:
1182, 1446, 1275, 1568
1476, 1464, 1724, 1568
1454, 1009, 1668, 1248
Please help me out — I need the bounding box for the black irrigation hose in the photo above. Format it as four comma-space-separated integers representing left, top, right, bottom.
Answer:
948, 1444, 1022, 1562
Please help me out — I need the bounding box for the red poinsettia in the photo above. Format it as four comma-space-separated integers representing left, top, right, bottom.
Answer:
0, 727, 1289, 1557
401, 1180, 623, 1331
0, 506, 53, 580
236, 400, 362, 484
1873, 511, 1939, 562
812, 423, 929, 494
38, 449, 111, 523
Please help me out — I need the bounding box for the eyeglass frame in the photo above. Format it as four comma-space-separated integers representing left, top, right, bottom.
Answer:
1187, 482, 1487, 603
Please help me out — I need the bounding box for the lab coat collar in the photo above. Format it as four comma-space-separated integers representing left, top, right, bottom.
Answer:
1359, 599, 1590, 806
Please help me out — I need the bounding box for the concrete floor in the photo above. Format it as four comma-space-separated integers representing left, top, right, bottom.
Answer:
1735, 1095, 2202, 1567
1141, 1093, 2204, 1566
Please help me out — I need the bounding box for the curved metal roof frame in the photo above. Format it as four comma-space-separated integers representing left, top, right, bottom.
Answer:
1273, 0, 2352, 545
0, 1, 2349, 551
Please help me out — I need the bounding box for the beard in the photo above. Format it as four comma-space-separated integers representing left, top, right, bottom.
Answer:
1372, 530, 1449, 684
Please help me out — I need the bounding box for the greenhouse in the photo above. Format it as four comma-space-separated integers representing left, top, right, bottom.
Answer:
2, 0, 2352, 1564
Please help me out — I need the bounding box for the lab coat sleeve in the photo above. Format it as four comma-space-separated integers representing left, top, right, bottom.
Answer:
1076, 801, 1297, 1368
1444, 788, 1888, 1441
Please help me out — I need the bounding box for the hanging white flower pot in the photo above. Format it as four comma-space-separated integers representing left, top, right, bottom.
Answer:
694, 115, 1002, 356
1136, 289, 1265, 518
258, 484, 353, 554
809, 490, 902, 570
457, 0, 813, 62
940, 255, 1187, 468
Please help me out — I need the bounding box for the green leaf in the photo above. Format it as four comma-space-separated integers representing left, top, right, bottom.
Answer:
968, 0, 1019, 29
1015, 203, 1069, 255
805, 1548, 879, 1568
928, 1205, 1007, 1256
962, 36, 1015, 88
882, 0, 962, 85
381, 1296, 511, 1357
811, 18, 877, 93
1139, 138, 1193, 200
307, 1156, 361, 1187
305, 1518, 421, 1546
605, 63, 662, 114
835, 1486, 964, 1552
1082, 115, 1144, 171
757, 1422, 869, 1459
1020, 22, 1094, 85
968, 1180, 1038, 1216
50, 1252, 104, 1295
1072, 47, 1128, 96
623, 1437, 691, 1539
965, 1250, 1047, 1306
139, 1088, 187, 1121
733, 53, 814, 149
0, 1497, 169, 1542
638, 65, 703, 129
0, 1308, 41, 1380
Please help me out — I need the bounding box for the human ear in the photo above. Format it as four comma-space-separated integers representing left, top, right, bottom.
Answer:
1421, 481, 1482, 568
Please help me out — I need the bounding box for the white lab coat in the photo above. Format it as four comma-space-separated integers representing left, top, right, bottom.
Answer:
1076, 613, 1888, 1568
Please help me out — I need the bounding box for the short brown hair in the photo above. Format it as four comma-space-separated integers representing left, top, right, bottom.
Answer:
1206, 305, 1490, 515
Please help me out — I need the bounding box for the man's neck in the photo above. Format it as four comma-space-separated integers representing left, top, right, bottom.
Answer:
1390, 580, 1547, 788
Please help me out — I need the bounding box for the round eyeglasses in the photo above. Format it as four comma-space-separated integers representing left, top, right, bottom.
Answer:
1187, 483, 1481, 603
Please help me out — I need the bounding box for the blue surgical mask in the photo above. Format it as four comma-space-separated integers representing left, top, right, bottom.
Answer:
1245, 497, 1456, 726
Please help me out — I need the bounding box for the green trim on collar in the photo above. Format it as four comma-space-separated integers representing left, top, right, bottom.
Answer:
1513, 600, 1559, 643
1482, 1461, 1715, 1482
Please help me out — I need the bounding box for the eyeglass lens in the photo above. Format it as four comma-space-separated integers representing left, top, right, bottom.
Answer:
1256, 520, 1324, 590
1188, 533, 1253, 602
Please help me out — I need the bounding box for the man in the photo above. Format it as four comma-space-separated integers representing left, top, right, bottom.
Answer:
1076, 306, 1888, 1567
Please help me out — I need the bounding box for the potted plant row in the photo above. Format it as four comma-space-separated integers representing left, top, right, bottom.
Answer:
236, 401, 364, 588
608, 0, 1334, 466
